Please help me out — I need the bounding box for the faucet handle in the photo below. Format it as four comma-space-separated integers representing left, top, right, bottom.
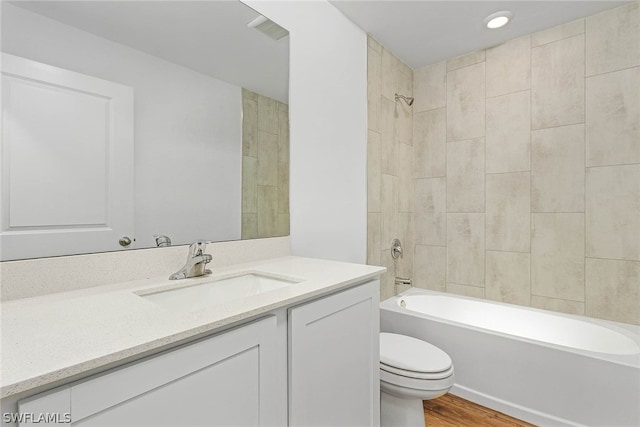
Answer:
188, 240, 211, 256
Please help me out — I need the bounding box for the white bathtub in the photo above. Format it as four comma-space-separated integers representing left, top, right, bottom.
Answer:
380, 288, 640, 426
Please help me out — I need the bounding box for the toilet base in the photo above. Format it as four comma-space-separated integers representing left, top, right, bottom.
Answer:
380, 390, 425, 427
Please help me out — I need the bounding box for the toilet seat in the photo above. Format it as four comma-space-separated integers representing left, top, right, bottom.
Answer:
380, 362, 454, 380
380, 332, 452, 373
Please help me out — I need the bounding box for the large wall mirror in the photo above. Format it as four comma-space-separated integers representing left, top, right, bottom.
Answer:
0, 0, 289, 261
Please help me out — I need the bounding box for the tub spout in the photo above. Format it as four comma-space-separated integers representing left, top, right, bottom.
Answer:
395, 277, 412, 287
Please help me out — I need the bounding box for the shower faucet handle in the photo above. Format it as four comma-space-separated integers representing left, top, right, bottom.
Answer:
391, 239, 403, 259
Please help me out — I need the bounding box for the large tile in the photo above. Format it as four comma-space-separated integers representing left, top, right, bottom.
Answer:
486, 91, 531, 173
531, 35, 585, 129
398, 213, 414, 278
531, 213, 585, 301
586, 67, 640, 166
415, 177, 446, 246
586, 165, 640, 261
447, 213, 485, 286
586, 2, 639, 76
446, 62, 485, 141
368, 36, 382, 55
398, 142, 414, 213
396, 66, 413, 145
486, 36, 531, 97
241, 213, 257, 240
381, 97, 397, 175
380, 250, 396, 301
278, 104, 289, 164
414, 245, 446, 292
257, 185, 278, 238
367, 46, 382, 133
486, 172, 530, 252
277, 213, 289, 237
242, 95, 258, 157
241, 156, 257, 214
367, 213, 382, 267
446, 283, 484, 299
257, 94, 278, 134
446, 138, 485, 212
486, 251, 531, 305
257, 131, 278, 186
381, 47, 400, 101
367, 130, 381, 213
531, 19, 584, 47
530, 296, 585, 316
413, 61, 446, 112
414, 108, 446, 178
531, 124, 585, 212
446, 50, 485, 72
586, 258, 640, 325
278, 162, 289, 214
381, 174, 399, 251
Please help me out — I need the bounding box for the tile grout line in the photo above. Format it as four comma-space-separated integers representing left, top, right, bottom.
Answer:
583, 28, 588, 315
484, 54, 488, 300
530, 31, 534, 307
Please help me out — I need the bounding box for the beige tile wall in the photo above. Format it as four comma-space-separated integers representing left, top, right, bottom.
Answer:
241, 89, 290, 239
367, 37, 414, 300
368, 3, 639, 325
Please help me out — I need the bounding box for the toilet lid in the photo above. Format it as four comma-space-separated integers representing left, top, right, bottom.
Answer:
380, 333, 452, 373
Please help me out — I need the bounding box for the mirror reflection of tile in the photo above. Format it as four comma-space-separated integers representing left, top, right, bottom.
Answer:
241, 88, 290, 239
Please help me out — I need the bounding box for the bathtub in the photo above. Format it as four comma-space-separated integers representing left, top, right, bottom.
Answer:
380, 288, 640, 426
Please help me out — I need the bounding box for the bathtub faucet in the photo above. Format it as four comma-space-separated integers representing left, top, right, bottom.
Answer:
395, 277, 412, 287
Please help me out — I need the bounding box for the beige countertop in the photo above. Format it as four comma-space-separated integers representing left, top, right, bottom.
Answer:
0, 256, 385, 398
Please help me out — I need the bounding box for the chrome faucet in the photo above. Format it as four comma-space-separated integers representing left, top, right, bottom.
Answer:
169, 240, 212, 280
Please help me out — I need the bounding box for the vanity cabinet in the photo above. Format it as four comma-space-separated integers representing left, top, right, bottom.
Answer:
18, 316, 281, 426
17, 280, 380, 427
289, 280, 380, 426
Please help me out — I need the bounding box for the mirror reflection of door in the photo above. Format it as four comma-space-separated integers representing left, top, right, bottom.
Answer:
0, 53, 134, 260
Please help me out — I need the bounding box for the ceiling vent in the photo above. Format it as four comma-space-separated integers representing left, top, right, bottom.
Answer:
247, 15, 289, 41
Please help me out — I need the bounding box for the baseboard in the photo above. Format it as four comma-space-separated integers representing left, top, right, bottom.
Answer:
449, 384, 585, 427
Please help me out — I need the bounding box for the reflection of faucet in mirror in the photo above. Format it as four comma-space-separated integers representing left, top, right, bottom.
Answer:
154, 235, 172, 247
169, 240, 213, 280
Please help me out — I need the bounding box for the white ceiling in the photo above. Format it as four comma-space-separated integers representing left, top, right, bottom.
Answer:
330, 0, 632, 69
9, 1, 290, 103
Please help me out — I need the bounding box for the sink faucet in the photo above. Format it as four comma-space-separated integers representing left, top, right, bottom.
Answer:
169, 240, 213, 280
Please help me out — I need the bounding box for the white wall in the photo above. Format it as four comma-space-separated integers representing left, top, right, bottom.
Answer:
244, 0, 368, 264
1, 4, 242, 249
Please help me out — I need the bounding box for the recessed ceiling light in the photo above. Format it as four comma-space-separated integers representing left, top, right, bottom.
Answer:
484, 11, 513, 29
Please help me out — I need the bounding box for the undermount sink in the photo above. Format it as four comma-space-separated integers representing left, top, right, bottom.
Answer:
139, 273, 301, 311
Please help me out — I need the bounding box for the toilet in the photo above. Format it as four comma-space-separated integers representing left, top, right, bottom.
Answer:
380, 332, 455, 426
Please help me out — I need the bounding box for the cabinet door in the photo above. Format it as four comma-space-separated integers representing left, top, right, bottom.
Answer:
1, 53, 134, 260
18, 316, 280, 426
289, 280, 380, 427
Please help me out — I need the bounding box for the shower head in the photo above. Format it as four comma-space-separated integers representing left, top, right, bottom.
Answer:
394, 93, 414, 106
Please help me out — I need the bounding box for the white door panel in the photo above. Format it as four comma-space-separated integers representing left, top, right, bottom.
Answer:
1, 53, 134, 260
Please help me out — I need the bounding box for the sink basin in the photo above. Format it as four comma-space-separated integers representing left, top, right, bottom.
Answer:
139, 273, 301, 311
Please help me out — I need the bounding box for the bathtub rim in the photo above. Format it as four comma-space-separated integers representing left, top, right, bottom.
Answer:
380, 288, 640, 369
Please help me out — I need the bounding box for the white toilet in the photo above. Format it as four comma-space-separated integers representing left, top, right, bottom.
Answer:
380, 332, 455, 426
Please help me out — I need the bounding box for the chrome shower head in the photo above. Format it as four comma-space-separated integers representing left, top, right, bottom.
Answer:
394, 93, 414, 106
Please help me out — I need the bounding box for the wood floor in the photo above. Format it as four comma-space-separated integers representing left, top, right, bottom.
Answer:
423, 394, 537, 427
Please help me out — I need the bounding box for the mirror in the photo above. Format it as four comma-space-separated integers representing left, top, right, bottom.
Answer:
0, 0, 289, 261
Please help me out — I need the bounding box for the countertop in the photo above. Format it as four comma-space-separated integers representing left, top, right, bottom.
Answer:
0, 256, 385, 398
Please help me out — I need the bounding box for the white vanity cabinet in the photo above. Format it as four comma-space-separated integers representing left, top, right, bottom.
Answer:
289, 280, 380, 427
18, 316, 281, 426
16, 279, 381, 427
